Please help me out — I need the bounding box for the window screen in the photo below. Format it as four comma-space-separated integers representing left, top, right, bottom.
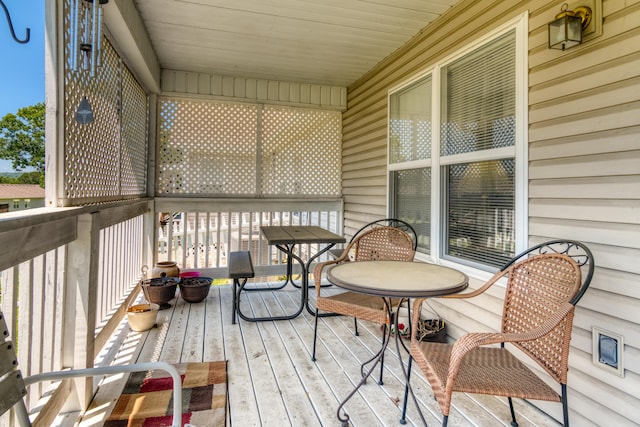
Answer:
445, 159, 515, 267
389, 77, 432, 163
391, 168, 431, 253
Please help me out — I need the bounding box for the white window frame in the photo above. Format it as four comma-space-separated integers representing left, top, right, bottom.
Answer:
387, 13, 528, 276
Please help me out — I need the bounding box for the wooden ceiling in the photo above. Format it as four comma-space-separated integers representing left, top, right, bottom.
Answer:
132, 0, 459, 87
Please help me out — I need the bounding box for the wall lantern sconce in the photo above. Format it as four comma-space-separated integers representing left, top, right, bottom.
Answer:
548, 3, 592, 50
70, 0, 109, 76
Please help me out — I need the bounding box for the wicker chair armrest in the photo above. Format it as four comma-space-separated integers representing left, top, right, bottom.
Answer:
445, 302, 575, 391
332, 238, 359, 264
313, 261, 335, 294
440, 267, 509, 300
408, 269, 508, 341
326, 245, 351, 262
313, 252, 347, 297
313, 240, 356, 296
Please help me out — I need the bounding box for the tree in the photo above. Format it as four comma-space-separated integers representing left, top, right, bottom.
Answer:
0, 171, 44, 187
17, 171, 44, 186
0, 103, 45, 173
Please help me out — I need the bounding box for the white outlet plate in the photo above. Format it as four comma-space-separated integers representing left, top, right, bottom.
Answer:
592, 326, 624, 377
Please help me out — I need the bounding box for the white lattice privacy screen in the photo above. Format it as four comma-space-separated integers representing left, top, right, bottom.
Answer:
63, 0, 148, 205
157, 98, 342, 197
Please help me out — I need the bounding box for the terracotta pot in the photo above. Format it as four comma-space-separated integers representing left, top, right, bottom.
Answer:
179, 277, 212, 303
151, 261, 180, 278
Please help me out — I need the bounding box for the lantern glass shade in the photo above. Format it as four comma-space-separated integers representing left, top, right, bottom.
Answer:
548, 14, 583, 50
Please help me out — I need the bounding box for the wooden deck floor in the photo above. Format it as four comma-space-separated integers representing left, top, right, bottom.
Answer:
76, 282, 560, 427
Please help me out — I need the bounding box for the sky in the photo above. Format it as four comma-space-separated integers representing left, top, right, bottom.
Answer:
0, 0, 45, 172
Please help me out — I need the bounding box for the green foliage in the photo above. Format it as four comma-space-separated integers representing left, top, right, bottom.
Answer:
0, 171, 44, 186
17, 171, 44, 186
0, 103, 45, 173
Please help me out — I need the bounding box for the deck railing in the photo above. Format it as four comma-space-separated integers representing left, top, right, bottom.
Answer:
154, 198, 344, 278
0, 200, 153, 426
0, 197, 342, 425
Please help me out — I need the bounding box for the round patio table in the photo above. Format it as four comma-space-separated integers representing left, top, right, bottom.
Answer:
326, 260, 468, 426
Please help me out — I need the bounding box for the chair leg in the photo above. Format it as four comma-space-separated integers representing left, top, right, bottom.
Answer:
561, 383, 569, 427
353, 317, 359, 336
400, 356, 413, 424
508, 397, 518, 427
378, 323, 386, 385
312, 310, 320, 362
14, 398, 31, 427
442, 415, 449, 427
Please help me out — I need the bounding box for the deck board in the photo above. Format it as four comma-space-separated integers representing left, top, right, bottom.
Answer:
77, 283, 559, 427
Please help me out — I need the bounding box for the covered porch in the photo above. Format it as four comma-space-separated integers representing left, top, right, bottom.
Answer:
1, 199, 562, 427
1, 0, 638, 426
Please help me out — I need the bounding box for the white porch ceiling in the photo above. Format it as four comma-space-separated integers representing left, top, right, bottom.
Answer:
132, 0, 459, 87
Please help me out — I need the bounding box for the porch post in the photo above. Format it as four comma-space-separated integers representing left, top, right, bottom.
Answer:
63, 212, 100, 410
44, 0, 63, 207
146, 93, 158, 268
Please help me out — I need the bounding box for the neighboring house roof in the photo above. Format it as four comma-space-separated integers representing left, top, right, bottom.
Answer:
0, 184, 45, 199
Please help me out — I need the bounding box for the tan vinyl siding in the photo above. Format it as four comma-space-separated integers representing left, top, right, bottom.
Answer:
161, 70, 347, 111
342, 0, 640, 425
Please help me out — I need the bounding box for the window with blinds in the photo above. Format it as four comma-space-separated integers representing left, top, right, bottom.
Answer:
389, 76, 432, 253
441, 30, 516, 267
388, 24, 520, 270
445, 159, 515, 267
441, 31, 516, 156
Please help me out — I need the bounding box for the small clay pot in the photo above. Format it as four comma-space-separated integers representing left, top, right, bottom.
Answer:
179, 277, 213, 303
151, 261, 180, 278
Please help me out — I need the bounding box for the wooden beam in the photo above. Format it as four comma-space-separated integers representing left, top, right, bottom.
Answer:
0, 217, 77, 272
95, 200, 151, 229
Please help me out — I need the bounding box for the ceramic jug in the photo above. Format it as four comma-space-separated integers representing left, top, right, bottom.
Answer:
151, 261, 180, 278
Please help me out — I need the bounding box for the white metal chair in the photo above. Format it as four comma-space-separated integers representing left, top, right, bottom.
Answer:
0, 311, 184, 427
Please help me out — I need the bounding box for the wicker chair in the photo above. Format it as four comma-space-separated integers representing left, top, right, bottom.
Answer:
401, 240, 594, 427
328, 218, 418, 260
311, 225, 416, 383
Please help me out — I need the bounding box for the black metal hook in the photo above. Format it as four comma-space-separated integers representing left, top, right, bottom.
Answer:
0, 0, 30, 44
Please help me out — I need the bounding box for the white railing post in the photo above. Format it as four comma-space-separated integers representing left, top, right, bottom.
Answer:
64, 212, 100, 410
143, 206, 155, 271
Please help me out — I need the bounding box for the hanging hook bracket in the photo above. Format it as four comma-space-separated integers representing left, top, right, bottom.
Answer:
0, 0, 30, 44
